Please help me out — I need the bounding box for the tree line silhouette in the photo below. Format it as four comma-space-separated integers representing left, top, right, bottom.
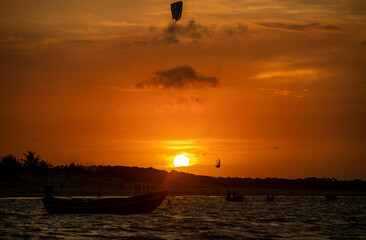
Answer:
0, 151, 51, 177
1, 151, 365, 191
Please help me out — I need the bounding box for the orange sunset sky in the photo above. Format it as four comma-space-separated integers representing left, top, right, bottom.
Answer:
0, 0, 365, 179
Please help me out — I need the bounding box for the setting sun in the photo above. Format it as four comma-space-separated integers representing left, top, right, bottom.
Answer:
173, 154, 190, 167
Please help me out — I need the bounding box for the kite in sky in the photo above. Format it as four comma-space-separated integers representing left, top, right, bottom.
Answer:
171, 1, 183, 21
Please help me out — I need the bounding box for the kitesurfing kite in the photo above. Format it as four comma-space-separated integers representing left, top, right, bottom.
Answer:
171, 1, 183, 21
215, 158, 221, 168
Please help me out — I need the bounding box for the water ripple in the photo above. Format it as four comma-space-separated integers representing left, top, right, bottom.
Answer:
1, 196, 366, 239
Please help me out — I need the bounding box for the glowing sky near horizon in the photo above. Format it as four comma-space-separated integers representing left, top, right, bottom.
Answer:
0, 0, 365, 179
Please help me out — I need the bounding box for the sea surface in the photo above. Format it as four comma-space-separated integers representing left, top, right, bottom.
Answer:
1, 195, 366, 239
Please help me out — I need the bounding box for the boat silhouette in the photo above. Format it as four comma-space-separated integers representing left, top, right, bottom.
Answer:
226, 190, 244, 202
42, 188, 168, 214
325, 194, 337, 201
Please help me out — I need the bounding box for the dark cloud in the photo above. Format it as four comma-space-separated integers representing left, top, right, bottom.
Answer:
136, 65, 219, 89
118, 21, 248, 47
362, 41, 366, 45
221, 23, 248, 36
150, 20, 214, 45
118, 20, 214, 47
256, 22, 339, 32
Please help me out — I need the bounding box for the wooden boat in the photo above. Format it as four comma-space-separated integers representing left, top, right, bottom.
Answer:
226, 194, 244, 202
325, 194, 337, 201
266, 195, 275, 202
42, 190, 168, 214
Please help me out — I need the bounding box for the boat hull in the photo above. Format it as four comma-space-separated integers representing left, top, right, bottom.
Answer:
226, 195, 244, 202
42, 190, 168, 214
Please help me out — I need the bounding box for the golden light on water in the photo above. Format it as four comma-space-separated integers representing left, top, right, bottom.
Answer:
173, 154, 190, 167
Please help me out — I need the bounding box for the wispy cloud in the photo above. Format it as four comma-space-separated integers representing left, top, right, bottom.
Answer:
99, 86, 161, 93
155, 96, 204, 113
258, 88, 312, 98
255, 22, 340, 32
136, 65, 219, 90
221, 23, 248, 36
254, 69, 317, 79
64, 40, 100, 44
99, 21, 143, 27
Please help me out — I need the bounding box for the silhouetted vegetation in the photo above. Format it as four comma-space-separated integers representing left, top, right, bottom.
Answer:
1, 151, 366, 192
21, 151, 52, 175
0, 151, 52, 179
0, 154, 22, 178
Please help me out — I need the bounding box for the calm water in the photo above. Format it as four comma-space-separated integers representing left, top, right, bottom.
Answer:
1, 196, 366, 239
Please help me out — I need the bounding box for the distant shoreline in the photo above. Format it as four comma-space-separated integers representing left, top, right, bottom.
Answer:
1, 174, 365, 198
1, 164, 365, 198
